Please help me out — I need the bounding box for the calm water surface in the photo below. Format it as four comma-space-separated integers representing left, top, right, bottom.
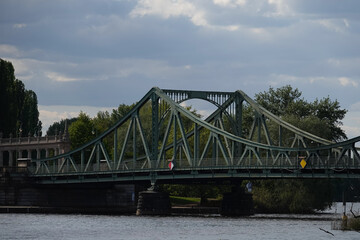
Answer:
1, 203, 359, 240
0, 214, 359, 240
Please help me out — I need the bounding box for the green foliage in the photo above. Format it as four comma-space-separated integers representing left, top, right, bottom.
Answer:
68, 112, 94, 149
92, 111, 113, 135
264, 114, 333, 147
160, 184, 230, 200
111, 103, 136, 123
255, 85, 347, 141
0, 59, 16, 137
311, 97, 347, 141
348, 218, 360, 231
255, 85, 304, 117
251, 85, 346, 213
252, 179, 332, 213
47, 118, 78, 136
0, 59, 41, 137
20, 90, 42, 136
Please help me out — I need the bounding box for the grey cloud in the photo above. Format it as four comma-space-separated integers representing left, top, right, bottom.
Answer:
0, 0, 358, 111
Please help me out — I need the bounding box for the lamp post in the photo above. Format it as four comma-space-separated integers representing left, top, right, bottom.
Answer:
18, 124, 23, 138
92, 127, 97, 137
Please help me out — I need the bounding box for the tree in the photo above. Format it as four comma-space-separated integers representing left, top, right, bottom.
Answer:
252, 179, 333, 213
20, 90, 42, 136
255, 85, 347, 141
0, 59, 42, 137
111, 103, 136, 124
47, 118, 78, 136
92, 111, 113, 136
68, 112, 93, 149
250, 85, 347, 213
255, 85, 305, 117
0, 59, 16, 137
311, 97, 347, 141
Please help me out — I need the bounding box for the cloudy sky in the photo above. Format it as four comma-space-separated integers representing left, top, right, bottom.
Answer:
1, 0, 359, 138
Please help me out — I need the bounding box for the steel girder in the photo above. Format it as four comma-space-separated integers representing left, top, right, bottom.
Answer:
30, 87, 360, 183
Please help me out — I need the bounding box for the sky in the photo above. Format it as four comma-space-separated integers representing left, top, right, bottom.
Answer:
0, 0, 359, 139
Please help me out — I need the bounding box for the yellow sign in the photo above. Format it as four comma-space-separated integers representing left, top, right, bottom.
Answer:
300, 159, 307, 168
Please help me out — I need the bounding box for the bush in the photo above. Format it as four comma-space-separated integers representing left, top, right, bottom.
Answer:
348, 218, 360, 231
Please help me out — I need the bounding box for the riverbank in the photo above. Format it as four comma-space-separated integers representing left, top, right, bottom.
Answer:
0, 206, 136, 215
0, 205, 342, 220
0, 205, 220, 215
1, 202, 358, 218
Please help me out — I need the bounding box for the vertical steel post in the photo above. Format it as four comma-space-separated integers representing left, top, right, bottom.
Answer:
235, 95, 243, 159
257, 116, 261, 143
66, 157, 69, 172
151, 94, 159, 169
213, 120, 218, 166
173, 111, 177, 162
212, 133, 216, 166
194, 123, 199, 167
96, 143, 100, 171
113, 127, 117, 169
133, 114, 137, 169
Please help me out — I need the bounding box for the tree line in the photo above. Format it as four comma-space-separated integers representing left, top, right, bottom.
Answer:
0, 59, 42, 138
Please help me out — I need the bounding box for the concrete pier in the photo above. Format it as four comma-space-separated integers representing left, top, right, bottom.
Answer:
221, 187, 254, 216
136, 190, 171, 215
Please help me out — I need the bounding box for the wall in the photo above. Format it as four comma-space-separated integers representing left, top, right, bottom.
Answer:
0, 170, 141, 213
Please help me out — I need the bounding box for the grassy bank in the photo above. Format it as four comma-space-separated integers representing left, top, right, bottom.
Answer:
170, 196, 200, 206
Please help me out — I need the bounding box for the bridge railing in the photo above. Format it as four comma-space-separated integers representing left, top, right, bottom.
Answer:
28, 155, 360, 176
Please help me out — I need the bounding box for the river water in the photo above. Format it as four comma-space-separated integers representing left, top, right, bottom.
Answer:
1, 203, 359, 240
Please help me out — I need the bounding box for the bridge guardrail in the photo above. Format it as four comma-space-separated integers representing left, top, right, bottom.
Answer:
29, 156, 359, 176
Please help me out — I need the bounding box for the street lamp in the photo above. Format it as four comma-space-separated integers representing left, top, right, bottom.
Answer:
19, 124, 23, 138
92, 127, 97, 136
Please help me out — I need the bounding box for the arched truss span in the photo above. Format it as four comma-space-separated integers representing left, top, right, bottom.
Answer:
30, 87, 360, 183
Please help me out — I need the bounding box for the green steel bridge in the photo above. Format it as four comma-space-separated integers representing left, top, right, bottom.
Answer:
30, 87, 360, 185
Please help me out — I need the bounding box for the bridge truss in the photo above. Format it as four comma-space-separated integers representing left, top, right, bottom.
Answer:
30, 87, 360, 184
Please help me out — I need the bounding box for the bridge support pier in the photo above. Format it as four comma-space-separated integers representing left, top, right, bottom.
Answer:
221, 185, 254, 216
136, 188, 171, 216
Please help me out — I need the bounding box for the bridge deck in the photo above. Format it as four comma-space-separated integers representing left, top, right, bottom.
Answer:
31, 166, 360, 184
